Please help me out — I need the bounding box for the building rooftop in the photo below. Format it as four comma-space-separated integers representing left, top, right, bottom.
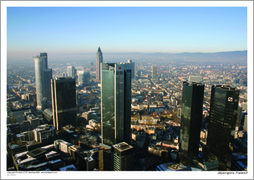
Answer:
27, 148, 47, 158
112, 142, 133, 152
59, 164, 77, 171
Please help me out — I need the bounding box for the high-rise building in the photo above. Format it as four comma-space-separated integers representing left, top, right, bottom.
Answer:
101, 62, 132, 146
180, 81, 204, 166
206, 85, 239, 171
77, 70, 90, 86
112, 142, 134, 171
152, 66, 157, 80
126, 60, 135, 79
51, 77, 77, 131
43, 68, 52, 101
137, 70, 142, 79
33, 52, 52, 111
96, 47, 103, 82
67, 66, 76, 78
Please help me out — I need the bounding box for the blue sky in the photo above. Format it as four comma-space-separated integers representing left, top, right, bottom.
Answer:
6, 4, 248, 60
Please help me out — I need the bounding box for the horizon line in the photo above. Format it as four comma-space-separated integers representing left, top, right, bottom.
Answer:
51, 50, 247, 54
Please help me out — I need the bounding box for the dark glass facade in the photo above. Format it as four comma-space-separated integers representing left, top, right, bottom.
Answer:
206, 85, 239, 171
43, 68, 52, 101
51, 77, 77, 131
180, 81, 204, 166
101, 62, 132, 146
101, 63, 115, 146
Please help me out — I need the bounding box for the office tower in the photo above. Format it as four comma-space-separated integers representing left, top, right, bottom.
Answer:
43, 68, 52, 101
152, 66, 157, 80
51, 77, 77, 131
126, 60, 135, 79
77, 70, 90, 86
67, 66, 76, 78
137, 70, 142, 79
33, 52, 52, 111
90, 62, 95, 71
180, 81, 204, 166
112, 142, 134, 171
206, 85, 239, 171
96, 47, 103, 82
101, 62, 132, 146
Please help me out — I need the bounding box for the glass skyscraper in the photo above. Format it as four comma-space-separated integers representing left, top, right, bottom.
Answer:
67, 66, 76, 78
33, 52, 52, 111
51, 77, 77, 131
180, 81, 204, 166
101, 62, 132, 146
206, 85, 239, 171
152, 65, 157, 80
77, 70, 90, 86
126, 59, 135, 79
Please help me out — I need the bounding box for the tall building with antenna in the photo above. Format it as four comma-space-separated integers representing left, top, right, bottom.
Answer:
96, 47, 103, 82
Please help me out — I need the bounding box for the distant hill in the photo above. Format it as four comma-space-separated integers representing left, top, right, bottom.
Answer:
102, 50, 247, 64
7, 50, 247, 65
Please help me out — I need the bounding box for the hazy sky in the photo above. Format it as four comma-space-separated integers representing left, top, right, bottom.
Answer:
4, 2, 250, 61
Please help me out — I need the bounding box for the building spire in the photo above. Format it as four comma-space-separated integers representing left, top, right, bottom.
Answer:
98, 47, 101, 53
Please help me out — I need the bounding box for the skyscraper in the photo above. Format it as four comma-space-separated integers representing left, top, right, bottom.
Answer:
51, 77, 77, 131
96, 47, 103, 82
126, 60, 135, 79
112, 142, 134, 171
77, 70, 90, 86
180, 81, 204, 166
101, 62, 132, 146
33, 52, 52, 111
67, 66, 76, 78
152, 66, 157, 80
43, 68, 53, 101
206, 85, 239, 171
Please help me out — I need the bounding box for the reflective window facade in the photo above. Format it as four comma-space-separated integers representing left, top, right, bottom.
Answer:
34, 52, 52, 110
101, 62, 132, 146
51, 77, 77, 131
43, 68, 52, 101
180, 81, 204, 166
67, 66, 76, 78
207, 85, 239, 171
